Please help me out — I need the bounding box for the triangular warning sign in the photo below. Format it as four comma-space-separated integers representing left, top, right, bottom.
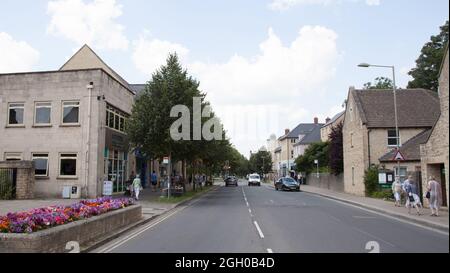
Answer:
393, 150, 405, 161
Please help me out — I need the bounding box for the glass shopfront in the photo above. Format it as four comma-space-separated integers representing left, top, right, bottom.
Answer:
105, 149, 128, 193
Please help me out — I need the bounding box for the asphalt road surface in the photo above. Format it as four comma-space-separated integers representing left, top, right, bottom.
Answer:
94, 180, 449, 253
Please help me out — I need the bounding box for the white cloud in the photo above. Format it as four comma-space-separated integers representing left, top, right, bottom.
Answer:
0, 32, 40, 73
132, 31, 189, 76
269, 0, 380, 10
47, 0, 129, 50
132, 26, 340, 154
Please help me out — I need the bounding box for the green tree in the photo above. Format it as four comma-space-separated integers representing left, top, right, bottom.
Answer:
408, 20, 449, 92
328, 122, 343, 175
249, 150, 272, 175
363, 77, 394, 89
294, 142, 329, 175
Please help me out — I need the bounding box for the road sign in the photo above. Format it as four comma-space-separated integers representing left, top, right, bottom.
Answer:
163, 157, 169, 164
393, 150, 405, 161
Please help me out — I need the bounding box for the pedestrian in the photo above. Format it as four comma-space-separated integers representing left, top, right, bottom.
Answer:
391, 178, 403, 207
132, 174, 143, 201
404, 177, 422, 215
402, 176, 412, 208
426, 176, 442, 217
151, 171, 158, 192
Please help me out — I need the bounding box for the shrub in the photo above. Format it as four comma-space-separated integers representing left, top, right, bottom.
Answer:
371, 190, 393, 200
364, 165, 379, 197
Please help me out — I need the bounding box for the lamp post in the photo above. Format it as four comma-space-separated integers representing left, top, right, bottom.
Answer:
358, 63, 400, 178
314, 159, 319, 178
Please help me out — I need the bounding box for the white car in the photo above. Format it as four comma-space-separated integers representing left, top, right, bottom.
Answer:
248, 173, 261, 186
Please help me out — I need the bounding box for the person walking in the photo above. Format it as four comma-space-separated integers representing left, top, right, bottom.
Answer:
132, 174, 143, 201
391, 178, 403, 207
402, 176, 412, 208
404, 177, 422, 215
150, 171, 158, 192
427, 176, 442, 217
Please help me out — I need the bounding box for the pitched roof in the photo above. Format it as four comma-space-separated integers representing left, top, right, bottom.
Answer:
279, 123, 323, 140
323, 111, 345, 127
351, 88, 440, 128
379, 129, 432, 162
60, 44, 131, 90
296, 125, 323, 145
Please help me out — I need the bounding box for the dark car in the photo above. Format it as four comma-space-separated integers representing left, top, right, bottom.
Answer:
275, 177, 300, 192
225, 176, 238, 187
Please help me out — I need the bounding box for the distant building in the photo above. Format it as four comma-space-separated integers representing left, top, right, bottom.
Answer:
321, 111, 345, 142
342, 87, 440, 196
277, 118, 324, 177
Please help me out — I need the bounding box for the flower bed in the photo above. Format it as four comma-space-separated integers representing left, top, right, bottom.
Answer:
0, 197, 135, 234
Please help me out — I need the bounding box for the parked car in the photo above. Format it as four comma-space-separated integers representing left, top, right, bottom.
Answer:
225, 176, 238, 187
248, 173, 261, 186
275, 177, 300, 192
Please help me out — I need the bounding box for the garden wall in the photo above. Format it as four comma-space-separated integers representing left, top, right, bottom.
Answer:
306, 173, 344, 193
0, 205, 142, 253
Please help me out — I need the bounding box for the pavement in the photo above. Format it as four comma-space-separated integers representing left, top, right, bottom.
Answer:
92, 180, 449, 253
298, 184, 449, 232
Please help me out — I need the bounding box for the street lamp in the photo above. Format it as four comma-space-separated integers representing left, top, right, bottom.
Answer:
358, 63, 400, 178
314, 159, 319, 178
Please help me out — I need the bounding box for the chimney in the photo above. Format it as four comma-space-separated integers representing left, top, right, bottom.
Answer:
325, 117, 331, 124
285, 129, 290, 135
314, 117, 319, 124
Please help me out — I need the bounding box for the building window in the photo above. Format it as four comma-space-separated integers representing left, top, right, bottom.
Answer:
8, 103, 25, 125
59, 153, 77, 177
4, 152, 22, 161
291, 150, 294, 159
35, 102, 52, 125
394, 166, 407, 183
32, 153, 49, 177
106, 104, 128, 133
387, 129, 400, 147
62, 101, 80, 124
350, 133, 354, 148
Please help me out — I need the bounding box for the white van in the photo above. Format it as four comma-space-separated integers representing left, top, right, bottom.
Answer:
248, 173, 261, 186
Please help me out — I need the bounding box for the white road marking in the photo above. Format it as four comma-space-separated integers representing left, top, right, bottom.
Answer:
254, 221, 265, 239
352, 226, 396, 248
249, 208, 252, 214
267, 248, 274, 253
353, 216, 377, 219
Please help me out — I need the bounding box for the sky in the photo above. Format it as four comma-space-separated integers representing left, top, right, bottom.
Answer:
0, 0, 448, 157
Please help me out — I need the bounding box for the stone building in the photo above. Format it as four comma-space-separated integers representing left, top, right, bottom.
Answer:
275, 118, 323, 177
321, 111, 344, 142
420, 47, 449, 207
0, 45, 139, 198
342, 88, 440, 196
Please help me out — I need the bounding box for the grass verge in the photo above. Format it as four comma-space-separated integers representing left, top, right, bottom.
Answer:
156, 185, 214, 204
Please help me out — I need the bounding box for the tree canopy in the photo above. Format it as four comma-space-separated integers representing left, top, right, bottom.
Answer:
363, 77, 394, 90
408, 20, 449, 92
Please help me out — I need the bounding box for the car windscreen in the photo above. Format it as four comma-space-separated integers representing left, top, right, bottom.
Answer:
249, 175, 260, 179
283, 178, 297, 184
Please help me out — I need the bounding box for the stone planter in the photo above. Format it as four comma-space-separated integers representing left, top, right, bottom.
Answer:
0, 205, 142, 253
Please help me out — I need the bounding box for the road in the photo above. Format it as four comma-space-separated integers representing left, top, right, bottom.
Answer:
94, 180, 449, 253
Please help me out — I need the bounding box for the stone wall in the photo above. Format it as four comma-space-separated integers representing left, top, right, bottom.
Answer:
0, 205, 142, 253
306, 173, 344, 193
0, 161, 35, 199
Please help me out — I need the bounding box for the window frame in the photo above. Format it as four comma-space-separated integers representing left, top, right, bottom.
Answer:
387, 129, 401, 147
4, 152, 23, 161
61, 101, 80, 125
32, 153, 49, 177
106, 104, 128, 133
34, 102, 52, 126
7, 102, 25, 126
58, 153, 78, 178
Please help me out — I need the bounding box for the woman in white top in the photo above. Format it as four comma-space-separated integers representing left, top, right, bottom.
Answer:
427, 176, 442, 217
391, 178, 403, 207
